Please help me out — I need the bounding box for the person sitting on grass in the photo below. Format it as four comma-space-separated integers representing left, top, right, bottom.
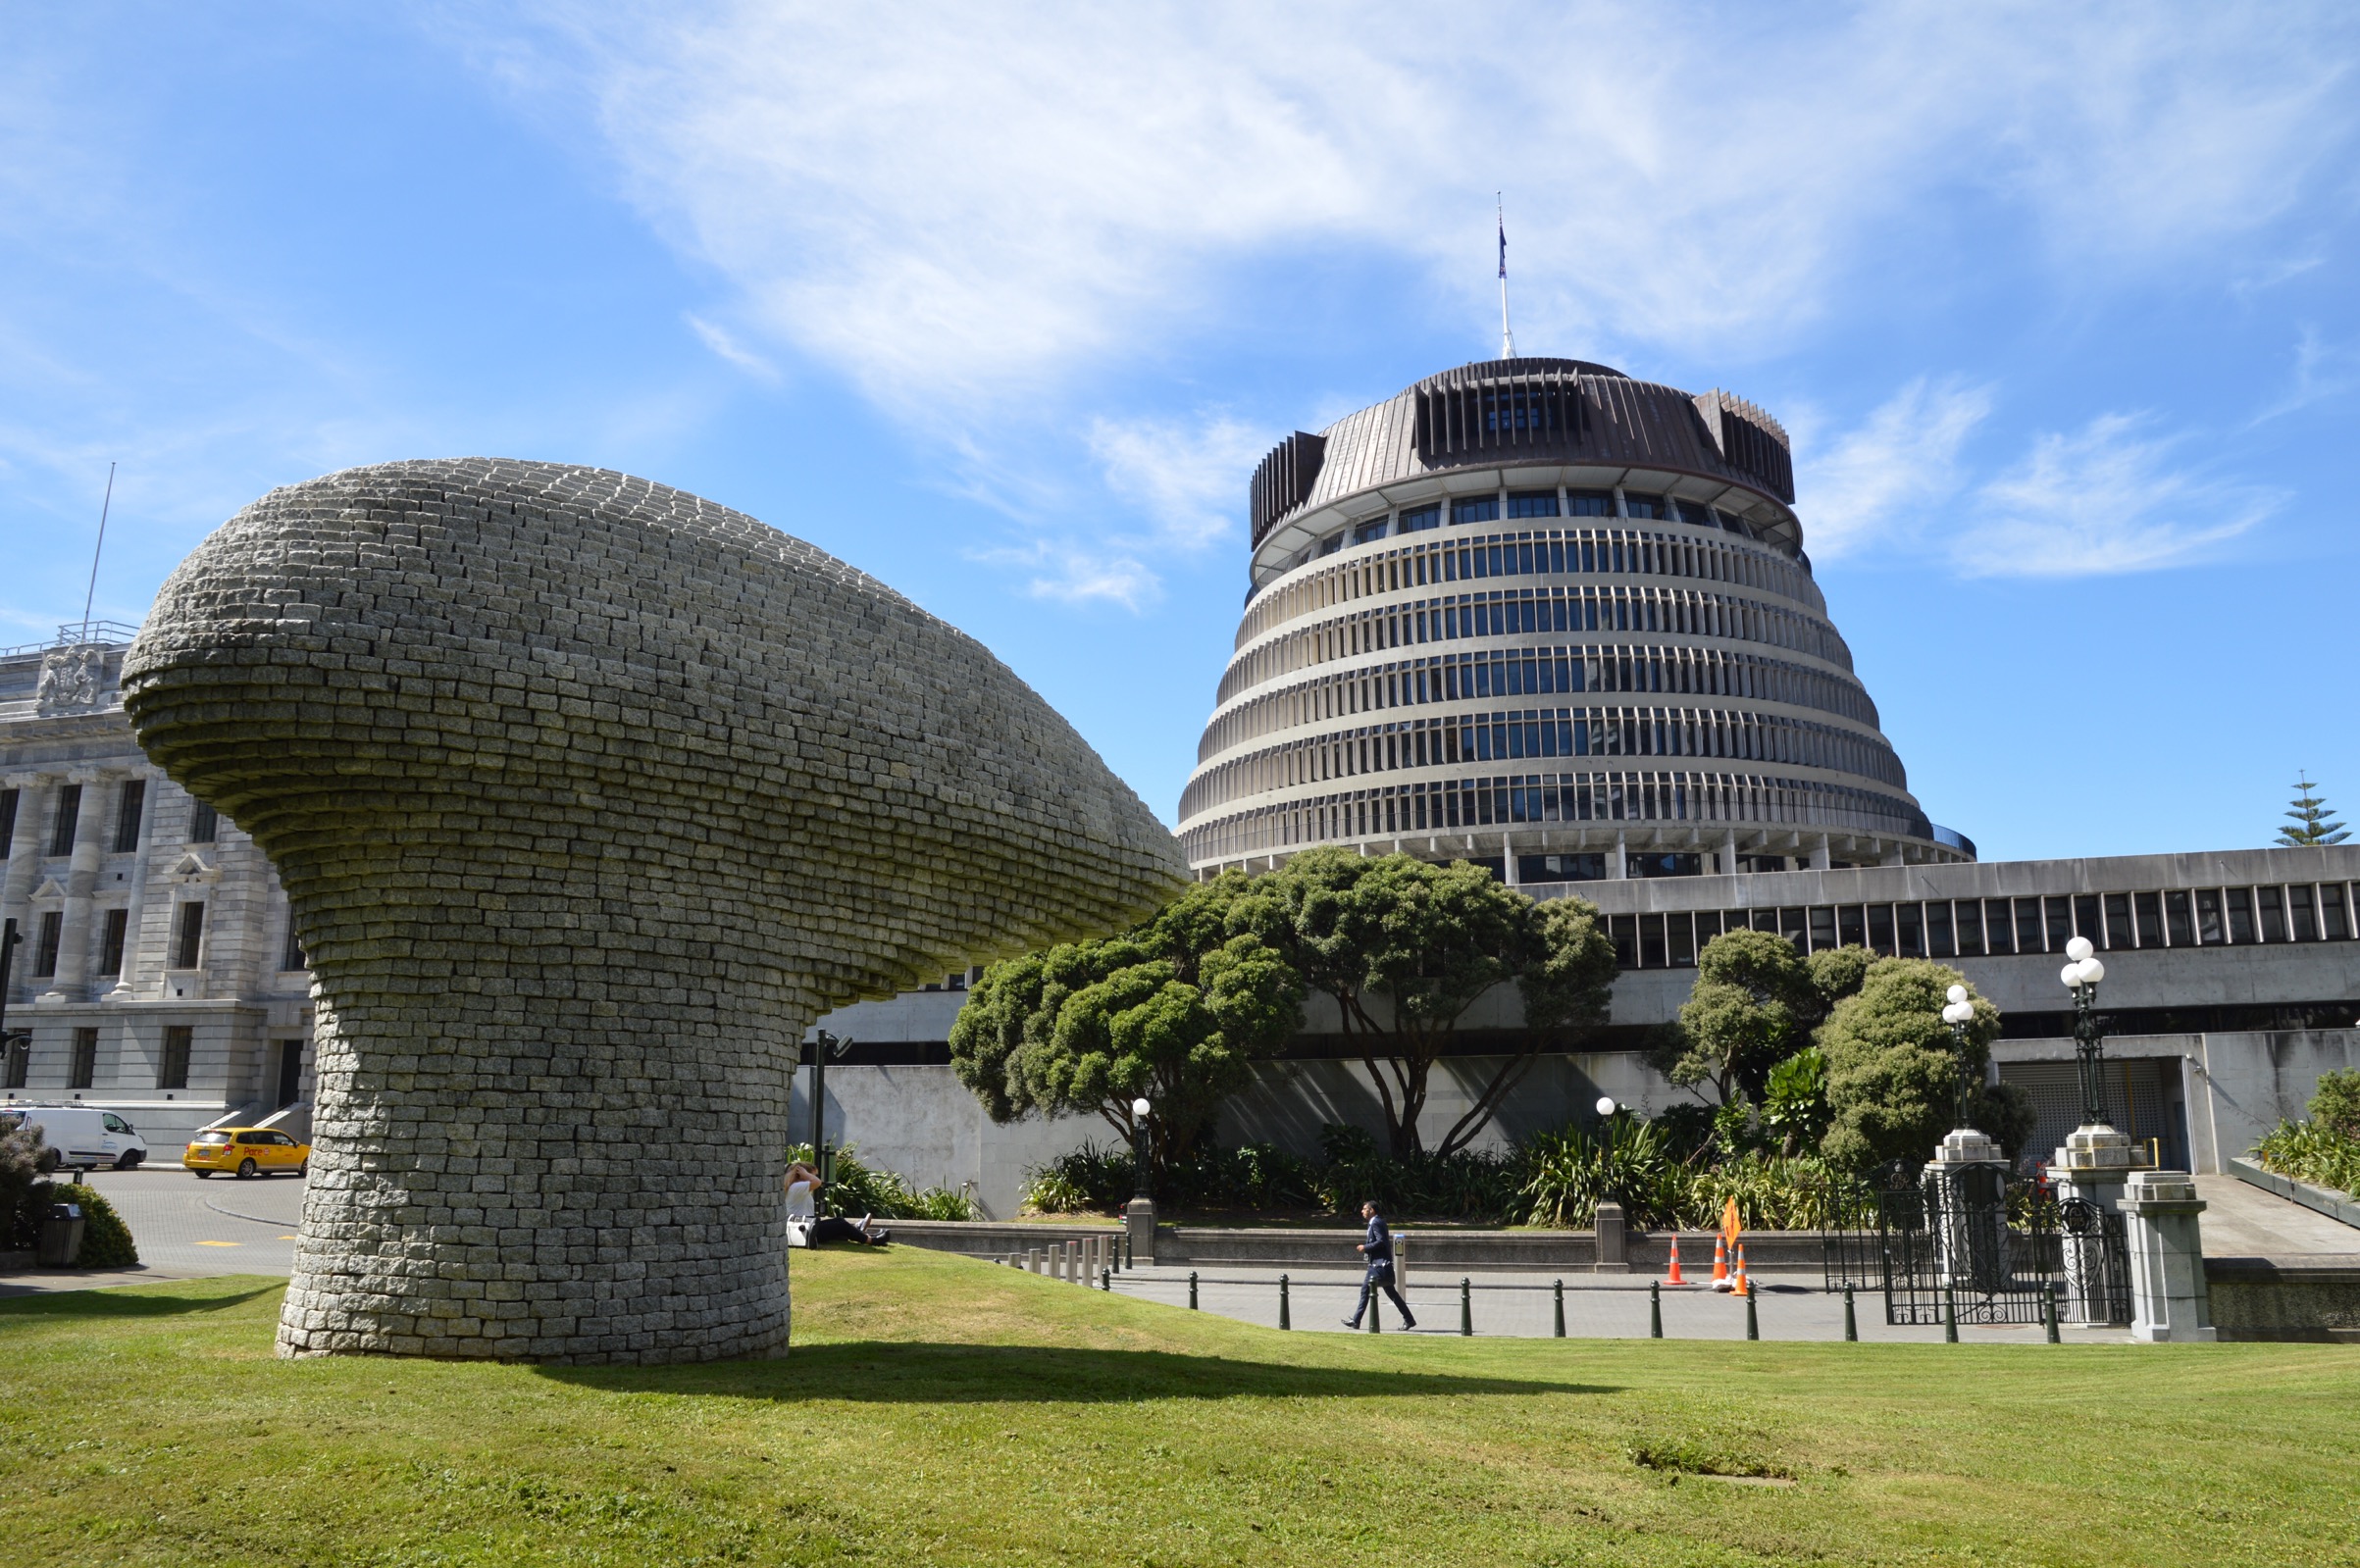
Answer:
785, 1161, 890, 1245
1343, 1199, 1415, 1331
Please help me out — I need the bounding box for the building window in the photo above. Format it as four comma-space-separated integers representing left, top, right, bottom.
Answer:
1398, 505, 1441, 532
1351, 517, 1391, 545
2103, 891, 2134, 949
172, 902, 206, 970
1639, 913, 1667, 967
0, 788, 17, 854
282, 925, 307, 971
2224, 887, 2255, 943
1518, 852, 1604, 883
1451, 496, 1500, 526
99, 909, 128, 978
2073, 893, 2101, 946
1567, 490, 1615, 517
2256, 885, 2286, 942
112, 780, 146, 853
2015, 897, 2045, 954
69, 1029, 97, 1090
2044, 896, 2074, 953
2193, 888, 2225, 944
1316, 533, 1344, 557
2324, 885, 2353, 941
1926, 900, 1955, 957
1896, 902, 1924, 957
1623, 493, 1665, 520
1507, 491, 1561, 519
1954, 900, 1985, 956
2289, 885, 2319, 941
2134, 891, 2164, 948
1672, 499, 1716, 526
1804, 906, 1835, 952
159, 1026, 192, 1090
48, 784, 81, 855
1608, 914, 1637, 967
2163, 889, 2195, 946
187, 801, 218, 843
32, 911, 62, 976
1982, 899, 2013, 954
1867, 903, 1895, 954
1837, 905, 1866, 947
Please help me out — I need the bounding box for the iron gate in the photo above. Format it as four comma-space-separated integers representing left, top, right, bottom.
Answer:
1821, 1161, 2130, 1327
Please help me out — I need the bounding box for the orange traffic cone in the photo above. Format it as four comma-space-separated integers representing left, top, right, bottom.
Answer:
1731, 1242, 1750, 1297
1710, 1234, 1730, 1291
1666, 1233, 1687, 1286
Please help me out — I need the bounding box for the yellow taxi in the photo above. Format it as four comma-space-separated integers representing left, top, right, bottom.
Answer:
183, 1127, 311, 1179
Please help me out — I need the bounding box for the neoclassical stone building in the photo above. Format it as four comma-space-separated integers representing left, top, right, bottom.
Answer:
1, 625, 314, 1145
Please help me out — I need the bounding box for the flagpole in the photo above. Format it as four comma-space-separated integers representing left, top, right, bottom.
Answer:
1497, 194, 1514, 359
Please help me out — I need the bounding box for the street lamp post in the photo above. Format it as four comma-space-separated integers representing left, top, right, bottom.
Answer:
1130, 1096, 1153, 1200
1940, 985, 1977, 1130
806, 1029, 853, 1194
1124, 1096, 1156, 1266
2059, 936, 2111, 1128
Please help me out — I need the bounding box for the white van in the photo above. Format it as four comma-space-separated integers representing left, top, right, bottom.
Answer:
0, 1105, 150, 1171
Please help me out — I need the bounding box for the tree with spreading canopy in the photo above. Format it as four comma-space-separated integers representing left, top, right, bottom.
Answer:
1648, 928, 1821, 1107
948, 874, 1303, 1187
1223, 848, 1617, 1159
1816, 956, 2036, 1169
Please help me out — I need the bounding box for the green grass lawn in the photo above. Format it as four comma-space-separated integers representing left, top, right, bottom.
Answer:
4, 1248, 2356, 1567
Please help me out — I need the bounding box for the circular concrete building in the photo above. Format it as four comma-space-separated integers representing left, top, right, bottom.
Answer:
1178, 357, 1971, 884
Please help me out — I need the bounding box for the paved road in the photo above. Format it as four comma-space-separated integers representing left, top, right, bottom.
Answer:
1, 1164, 303, 1295
1094, 1261, 2133, 1344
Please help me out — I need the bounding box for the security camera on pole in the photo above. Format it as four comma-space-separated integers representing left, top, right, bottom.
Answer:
1924, 984, 2009, 1296
1124, 1096, 1157, 1265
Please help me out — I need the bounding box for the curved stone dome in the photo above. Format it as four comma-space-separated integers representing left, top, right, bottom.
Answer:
124, 457, 1185, 1363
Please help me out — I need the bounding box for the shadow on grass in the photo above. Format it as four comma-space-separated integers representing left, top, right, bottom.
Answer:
0, 1282, 282, 1321
540, 1341, 1619, 1405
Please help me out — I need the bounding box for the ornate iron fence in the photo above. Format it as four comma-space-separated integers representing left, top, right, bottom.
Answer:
1819, 1161, 2130, 1327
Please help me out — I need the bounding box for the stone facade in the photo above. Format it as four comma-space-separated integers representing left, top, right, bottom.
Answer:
120, 459, 1185, 1364
2, 632, 315, 1140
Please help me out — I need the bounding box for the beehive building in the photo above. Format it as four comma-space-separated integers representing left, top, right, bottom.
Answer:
1178, 357, 1972, 883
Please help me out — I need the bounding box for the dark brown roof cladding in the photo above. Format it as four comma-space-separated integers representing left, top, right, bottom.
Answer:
1248, 357, 1798, 550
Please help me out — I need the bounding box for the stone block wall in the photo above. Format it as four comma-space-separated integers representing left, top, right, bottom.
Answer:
122, 458, 1185, 1363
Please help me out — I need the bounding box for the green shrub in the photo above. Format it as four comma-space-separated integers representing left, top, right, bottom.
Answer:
1021, 1143, 1134, 1214
2254, 1119, 2360, 1199
13, 1181, 138, 1268
1518, 1118, 1686, 1230
2309, 1070, 2360, 1141
788, 1144, 977, 1222
1684, 1151, 1844, 1232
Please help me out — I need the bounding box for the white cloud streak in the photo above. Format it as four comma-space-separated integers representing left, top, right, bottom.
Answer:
1798, 379, 1993, 561
495, 1, 2357, 409
1953, 414, 2277, 578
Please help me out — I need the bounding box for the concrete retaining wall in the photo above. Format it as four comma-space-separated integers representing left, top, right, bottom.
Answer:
2205, 1257, 2360, 1342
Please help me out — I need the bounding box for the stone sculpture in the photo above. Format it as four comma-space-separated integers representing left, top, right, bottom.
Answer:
122, 459, 1186, 1363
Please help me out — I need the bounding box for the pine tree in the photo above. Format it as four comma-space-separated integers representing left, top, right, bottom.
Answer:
2278, 774, 2349, 846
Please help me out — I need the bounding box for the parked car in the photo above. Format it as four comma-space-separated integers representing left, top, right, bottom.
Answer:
0, 1105, 149, 1171
182, 1127, 309, 1179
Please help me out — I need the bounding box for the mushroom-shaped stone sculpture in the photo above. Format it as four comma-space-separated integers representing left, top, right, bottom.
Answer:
123, 459, 1186, 1363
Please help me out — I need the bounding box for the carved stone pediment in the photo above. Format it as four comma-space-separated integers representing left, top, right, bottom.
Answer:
35, 643, 110, 715
168, 851, 218, 884
30, 877, 66, 901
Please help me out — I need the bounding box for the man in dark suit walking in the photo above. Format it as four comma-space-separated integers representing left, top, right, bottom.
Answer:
1343, 1199, 1416, 1330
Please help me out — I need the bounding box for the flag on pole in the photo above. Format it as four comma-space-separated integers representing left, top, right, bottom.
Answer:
1498, 210, 1508, 278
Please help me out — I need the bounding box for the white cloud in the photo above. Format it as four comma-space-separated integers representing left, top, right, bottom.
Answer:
1953, 414, 2277, 578
967, 538, 1160, 610
1089, 414, 1268, 552
484, 2, 2358, 409
1798, 378, 1993, 561
683, 312, 778, 381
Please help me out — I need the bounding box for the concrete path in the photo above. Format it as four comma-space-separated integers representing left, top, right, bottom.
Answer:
2194, 1174, 2360, 1260
1, 1165, 302, 1296
1095, 1261, 2130, 1344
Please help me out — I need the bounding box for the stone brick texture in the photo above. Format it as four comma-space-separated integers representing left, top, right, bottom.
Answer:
121, 458, 1185, 1363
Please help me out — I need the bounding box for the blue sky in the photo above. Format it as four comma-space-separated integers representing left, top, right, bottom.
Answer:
5, 3, 2357, 861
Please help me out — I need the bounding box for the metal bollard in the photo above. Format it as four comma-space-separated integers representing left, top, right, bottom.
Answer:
1843, 1286, 1858, 1342
1367, 1296, 1380, 1334
1745, 1289, 1759, 1341
1279, 1273, 1291, 1331
1188, 1271, 1199, 1310
2044, 1284, 2061, 1343
1101, 1266, 1111, 1292
1650, 1280, 1663, 1340
1553, 1278, 1565, 1338
1944, 1286, 1959, 1343
1068, 1240, 1081, 1284
1460, 1277, 1472, 1337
